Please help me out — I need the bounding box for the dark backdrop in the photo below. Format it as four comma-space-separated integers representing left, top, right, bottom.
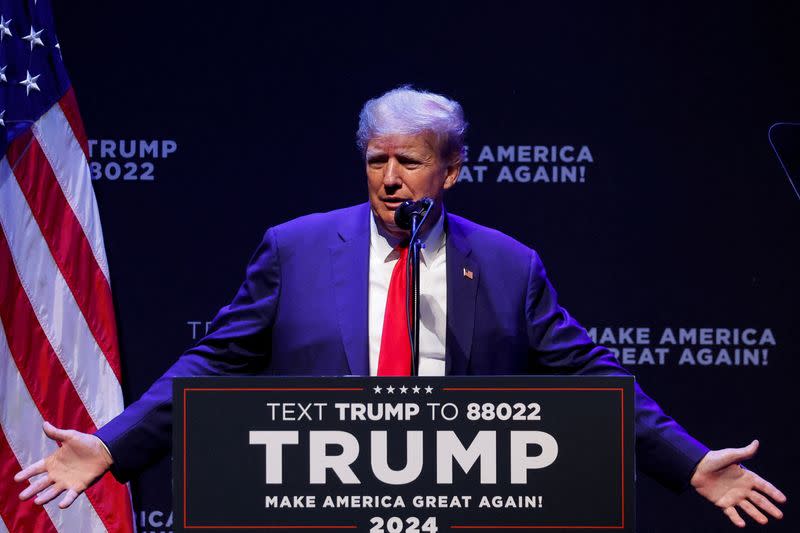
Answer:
52, 2, 799, 532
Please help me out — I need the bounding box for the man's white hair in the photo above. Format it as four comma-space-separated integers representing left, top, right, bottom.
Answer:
356, 86, 467, 161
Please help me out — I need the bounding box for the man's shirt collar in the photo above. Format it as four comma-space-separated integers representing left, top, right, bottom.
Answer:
369, 208, 446, 265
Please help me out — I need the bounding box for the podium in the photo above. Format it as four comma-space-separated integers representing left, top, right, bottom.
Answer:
174, 376, 635, 532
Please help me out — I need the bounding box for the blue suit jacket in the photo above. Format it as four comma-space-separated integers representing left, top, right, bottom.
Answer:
96, 203, 708, 490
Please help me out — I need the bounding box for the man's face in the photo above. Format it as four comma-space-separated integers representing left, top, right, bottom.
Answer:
366, 132, 460, 237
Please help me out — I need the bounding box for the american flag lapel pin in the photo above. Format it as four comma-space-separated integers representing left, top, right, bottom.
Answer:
463, 267, 474, 280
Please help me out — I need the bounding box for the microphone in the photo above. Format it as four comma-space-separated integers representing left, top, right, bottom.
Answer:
394, 198, 434, 230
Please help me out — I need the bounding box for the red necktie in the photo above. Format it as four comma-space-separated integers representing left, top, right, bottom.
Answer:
377, 245, 412, 376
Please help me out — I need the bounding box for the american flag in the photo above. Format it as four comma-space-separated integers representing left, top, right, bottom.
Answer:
0, 1, 134, 532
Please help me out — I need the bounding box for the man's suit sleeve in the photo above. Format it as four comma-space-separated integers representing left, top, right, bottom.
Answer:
94, 228, 282, 482
524, 249, 710, 492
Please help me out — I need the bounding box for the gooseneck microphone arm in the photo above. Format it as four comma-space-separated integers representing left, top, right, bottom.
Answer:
394, 198, 434, 376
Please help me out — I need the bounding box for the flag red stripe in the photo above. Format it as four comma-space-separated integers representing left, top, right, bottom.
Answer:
6, 129, 33, 167
85, 472, 133, 533
57, 87, 90, 159
0, 233, 96, 433
0, 230, 132, 532
0, 428, 59, 533
8, 133, 122, 382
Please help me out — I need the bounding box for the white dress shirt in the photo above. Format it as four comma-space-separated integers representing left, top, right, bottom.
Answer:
368, 211, 447, 376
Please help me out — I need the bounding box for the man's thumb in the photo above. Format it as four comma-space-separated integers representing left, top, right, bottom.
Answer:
727, 439, 759, 464
42, 421, 69, 442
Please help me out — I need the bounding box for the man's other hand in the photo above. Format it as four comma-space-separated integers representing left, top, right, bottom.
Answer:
691, 440, 787, 527
14, 421, 113, 509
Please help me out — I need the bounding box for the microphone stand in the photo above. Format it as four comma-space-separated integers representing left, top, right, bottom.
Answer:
408, 214, 423, 376
396, 197, 433, 377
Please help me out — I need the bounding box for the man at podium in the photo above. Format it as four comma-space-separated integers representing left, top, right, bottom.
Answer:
15, 87, 786, 528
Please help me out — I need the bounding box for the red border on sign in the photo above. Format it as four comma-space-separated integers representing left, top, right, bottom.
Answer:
442, 387, 626, 531
182, 387, 363, 530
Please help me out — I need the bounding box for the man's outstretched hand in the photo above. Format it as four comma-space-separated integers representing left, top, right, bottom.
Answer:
14, 421, 113, 509
691, 440, 786, 528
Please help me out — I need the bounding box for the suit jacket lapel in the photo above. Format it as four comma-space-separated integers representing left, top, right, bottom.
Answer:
445, 215, 478, 375
329, 203, 370, 375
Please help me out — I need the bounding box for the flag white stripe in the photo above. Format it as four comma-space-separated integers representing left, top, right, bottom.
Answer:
0, 319, 107, 533
0, 157, 122, 428
0, 510, 9, 533
33, 105, 110, 283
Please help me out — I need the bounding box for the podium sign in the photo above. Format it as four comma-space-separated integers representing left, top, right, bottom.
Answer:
174, 376, 635, 532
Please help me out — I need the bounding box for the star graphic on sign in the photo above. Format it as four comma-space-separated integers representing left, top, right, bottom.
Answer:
0, 65, 6, 83
0, 110, 5, 127
399, 385, 408, 394
0, 16, 11, 41
20, 70, 41, 95
55, 42, 61, 56
386, 385, 395, 394
412, 386, 421, 394
424, 386, 433, 394
373, 385, 382, 394
23, 25, 44, 50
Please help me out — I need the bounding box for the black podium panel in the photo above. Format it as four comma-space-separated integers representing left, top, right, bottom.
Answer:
174, 376, 635, 532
